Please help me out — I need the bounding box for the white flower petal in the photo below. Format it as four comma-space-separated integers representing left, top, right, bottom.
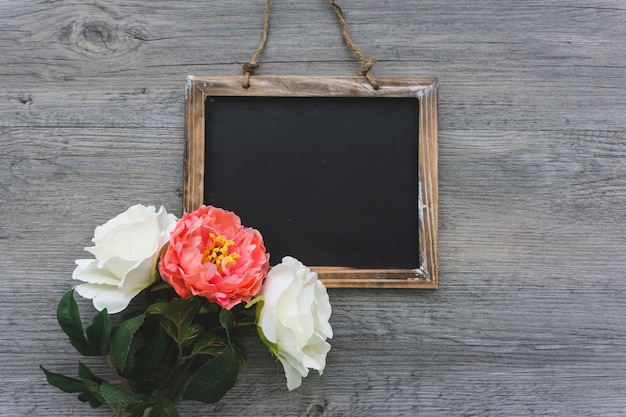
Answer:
97, 256, 140, 280
98, 220, 158, 260
314, 281, 333, 338
257, 256, 332, 391
262, 263, 293, 305
94, 204, 152, 238
118, 257, 156, 293
75, 283, 137, 314
259, 264, 294, 342
279, 356, 307, 391
90, 205, 155, 253
275, 324, 309, 390
72, 204, 178, 314
301, 335, 331, 372
72, 259, 121, 286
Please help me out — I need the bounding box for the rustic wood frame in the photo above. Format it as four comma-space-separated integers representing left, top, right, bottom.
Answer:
184, 75, 438, 288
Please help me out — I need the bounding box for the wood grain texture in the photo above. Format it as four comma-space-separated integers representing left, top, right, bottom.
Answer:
2, 0, 626, 416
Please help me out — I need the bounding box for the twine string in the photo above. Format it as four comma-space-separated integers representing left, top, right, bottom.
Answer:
242, 0, 379, 89
329, 0, 379, 89
242, 0, 271, 88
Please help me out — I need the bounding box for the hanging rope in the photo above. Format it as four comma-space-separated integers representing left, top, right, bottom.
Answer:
242, 0, 271, 88
242, 0, 379, 89
329, 0, 379, 89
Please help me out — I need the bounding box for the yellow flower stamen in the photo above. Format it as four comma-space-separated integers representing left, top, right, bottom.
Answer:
202, 233, 240, 273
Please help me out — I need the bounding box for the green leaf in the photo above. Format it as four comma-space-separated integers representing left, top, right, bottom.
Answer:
77, 379, 106, 408
232, 343, 248, 374
183, 323, 205, 347
77, 364, 106, 407
86, 308, 111, 355
40, 365, 84, 393
77, 390, 105, 408
190, 333, 226, 357
82, 380, 125, 417
100, 382, 142, 405
77, 362, 104, 384
181, 345, 246, 404
111, 313, 145, 372
147, 298, 204, 346
41, 365, 104, 408
78, 362, 104, 408
127, 327, 176, 395
219, 308, 234, 342
57, 290, 86, 341
125, 399, 158, 417
83, 379, 106, 404
56, 289, 102, 356
69, 337, 102, 356
154, 392, 181, 417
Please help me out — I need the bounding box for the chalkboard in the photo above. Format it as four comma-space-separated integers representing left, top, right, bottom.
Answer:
184, 76, 438, 288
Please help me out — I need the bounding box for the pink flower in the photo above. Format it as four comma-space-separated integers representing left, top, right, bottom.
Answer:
158, 205, 269, 309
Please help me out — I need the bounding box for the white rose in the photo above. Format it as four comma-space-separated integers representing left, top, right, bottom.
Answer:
72, 204, 177, 314
257, 256, 333, 391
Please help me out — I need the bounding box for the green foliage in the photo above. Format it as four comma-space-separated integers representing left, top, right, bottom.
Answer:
126, 326, 177, 395
82, 379, 107, 406
190, 333, 226, 357
111, 313, 145, 372
100, 382, 143, 407
40, 365, 86, 393
182, 345, 246, 404
57, 289, 110, 356
40, 365, 104, 408
79, 381, 142, 416
154, 392, 182, 417
78, 362, 103, 382
86, 309, 111, 355
147, 298, 205, 347
44, 289, 254, 415
219, 308, 235, 342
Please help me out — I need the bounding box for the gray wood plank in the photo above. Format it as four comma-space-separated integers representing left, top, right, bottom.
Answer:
2, 0, 626, 415
0, 1, 624, 130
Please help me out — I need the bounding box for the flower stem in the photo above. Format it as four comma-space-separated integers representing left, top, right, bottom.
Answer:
168, 356, 195, 400
106, 354, 129, 390
162, 341, 184, 386
234, 321, 256, 328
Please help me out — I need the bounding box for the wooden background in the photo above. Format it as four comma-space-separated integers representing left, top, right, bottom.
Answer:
2, 1, 625, 415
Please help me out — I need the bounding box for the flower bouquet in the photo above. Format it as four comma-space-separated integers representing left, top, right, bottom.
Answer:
41, 204, 332, 417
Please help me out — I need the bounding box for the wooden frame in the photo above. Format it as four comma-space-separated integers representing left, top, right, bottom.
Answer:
184, 76, 438, 288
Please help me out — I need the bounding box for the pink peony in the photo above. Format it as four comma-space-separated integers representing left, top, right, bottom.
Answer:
158, 205, 269, 309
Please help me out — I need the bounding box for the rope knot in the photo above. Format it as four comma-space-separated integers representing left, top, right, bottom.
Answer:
359, 56, 377, 76
360, 56, 379, 90
242, 63, 260, 76
242, 62, 261, 89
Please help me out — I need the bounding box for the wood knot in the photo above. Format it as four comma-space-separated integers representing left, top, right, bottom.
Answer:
306, 402, 327, 416
18, 95, 33, 105
60, 19, 147, 55
83, 21, 114, 50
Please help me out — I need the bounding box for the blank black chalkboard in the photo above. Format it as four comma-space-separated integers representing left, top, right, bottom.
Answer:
184, 76, 438, 288
204, 96, 418, 269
